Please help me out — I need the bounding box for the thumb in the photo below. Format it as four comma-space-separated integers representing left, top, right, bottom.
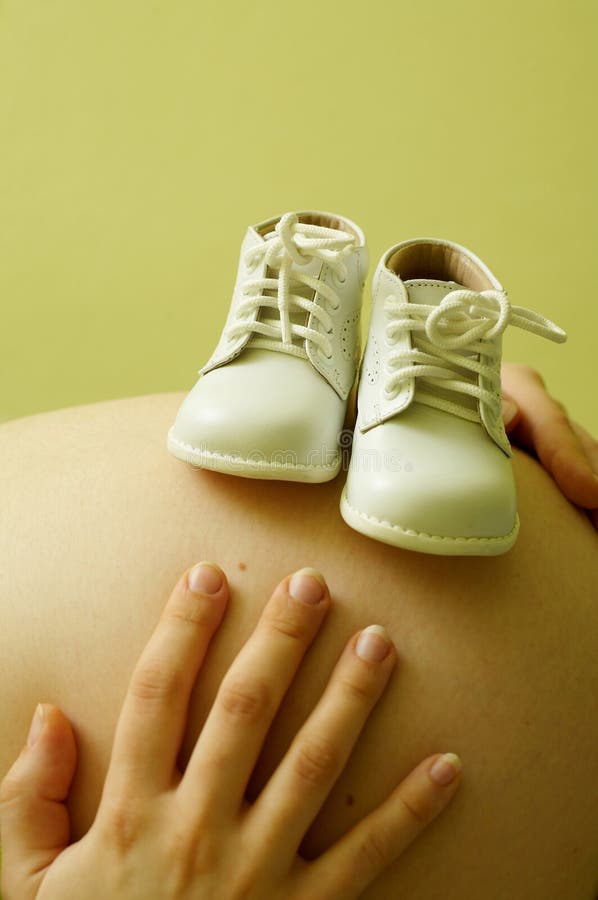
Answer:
501, 391, 520, 433
0, 704, 77, 899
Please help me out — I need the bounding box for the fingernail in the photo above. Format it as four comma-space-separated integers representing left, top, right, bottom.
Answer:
501, 399, 518, 426
27, 704, 45, 748
188, 562, 223, 595
289, 567, 326, 605
356, 624, 392, 662
429, 752, 462, 785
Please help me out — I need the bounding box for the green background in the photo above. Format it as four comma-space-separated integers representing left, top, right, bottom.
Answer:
0, 2, 596, 889
0, 0, 596, 434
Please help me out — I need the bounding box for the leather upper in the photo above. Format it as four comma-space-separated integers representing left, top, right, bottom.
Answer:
344, 401, 518, 540
345, 237, 519, 543
198, 211, 368, 401
169, 211, 368, 475
356, 238, 512, 457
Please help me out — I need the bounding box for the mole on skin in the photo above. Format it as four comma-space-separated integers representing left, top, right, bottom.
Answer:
238, 562, 247, 571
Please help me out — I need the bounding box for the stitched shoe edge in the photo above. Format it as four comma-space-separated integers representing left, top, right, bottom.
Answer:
167, 429, 341, 483
339, 486, 519, 557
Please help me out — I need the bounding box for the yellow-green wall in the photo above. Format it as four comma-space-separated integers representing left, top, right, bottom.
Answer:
1, 0, 596, 434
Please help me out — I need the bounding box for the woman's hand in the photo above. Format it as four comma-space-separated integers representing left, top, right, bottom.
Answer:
0, 565, 462, 900
501, 362, 598, 529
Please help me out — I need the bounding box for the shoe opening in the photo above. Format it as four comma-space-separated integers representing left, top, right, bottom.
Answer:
256, 212, 363, 243
386, 240, 493, 291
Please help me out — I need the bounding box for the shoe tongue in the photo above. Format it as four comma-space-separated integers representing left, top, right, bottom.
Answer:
403, 278, 478, 415
404, 278, 465, 305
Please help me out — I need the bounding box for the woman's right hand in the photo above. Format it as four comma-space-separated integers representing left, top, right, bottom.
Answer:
1, 564, 462, 900
501, 362, 598, 529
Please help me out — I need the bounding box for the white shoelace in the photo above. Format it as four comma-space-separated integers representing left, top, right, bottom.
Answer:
383, 288, 566, 422
226, 212, 356, 358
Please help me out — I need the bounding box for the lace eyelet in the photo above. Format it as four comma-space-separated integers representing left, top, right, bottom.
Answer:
245, 257, 259, 274
332, 268, 347, 287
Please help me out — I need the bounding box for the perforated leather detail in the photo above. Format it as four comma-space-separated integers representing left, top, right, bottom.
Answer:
341, 310, 361, 362
364, 334, 380, 384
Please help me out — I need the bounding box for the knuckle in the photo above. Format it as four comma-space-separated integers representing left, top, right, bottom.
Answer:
547, 444, 571, 475
516, 363, 545, 385
99, 798, 144, 854
397, 788, 432, 825
165, 589, 212, 628
218, 676, 271, 721
293, 734, 340, 787
265, 611, 311, 648
339, 673, 379, 704
130, 659, 184, 704
357, 826, 393, 870
550, 401, 568, 422
164, 827, 217, 889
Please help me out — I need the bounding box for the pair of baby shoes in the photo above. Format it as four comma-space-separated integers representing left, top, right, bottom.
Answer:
167, 210, 566, 556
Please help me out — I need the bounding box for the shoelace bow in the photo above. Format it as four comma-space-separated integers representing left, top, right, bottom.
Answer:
383, 288, 566, 423
227, 212, 356, 357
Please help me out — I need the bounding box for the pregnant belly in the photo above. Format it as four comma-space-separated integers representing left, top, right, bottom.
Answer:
0, 394, 596, 899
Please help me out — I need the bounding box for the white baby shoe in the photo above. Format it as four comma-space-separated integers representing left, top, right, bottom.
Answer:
168, 211, 367, 481
340, 238, 567, 555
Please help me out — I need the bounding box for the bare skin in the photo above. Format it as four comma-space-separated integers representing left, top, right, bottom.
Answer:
0, 563, 463, 900
1, 364, 597, 898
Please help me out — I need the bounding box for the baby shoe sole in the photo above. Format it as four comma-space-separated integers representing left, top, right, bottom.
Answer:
339, 486, 519, 557
167, 428, 342, 484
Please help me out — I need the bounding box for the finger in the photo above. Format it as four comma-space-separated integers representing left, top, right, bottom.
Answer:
297, 752, 462, 900
179, 568, 331, 823
243, 624, 397, 872
500, 391, 520, 433
570, 421, 598, 478
501, 365, 598, 508
103, 562, 228, 799
0, 704, 77, 900
571, 422, 598, 529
